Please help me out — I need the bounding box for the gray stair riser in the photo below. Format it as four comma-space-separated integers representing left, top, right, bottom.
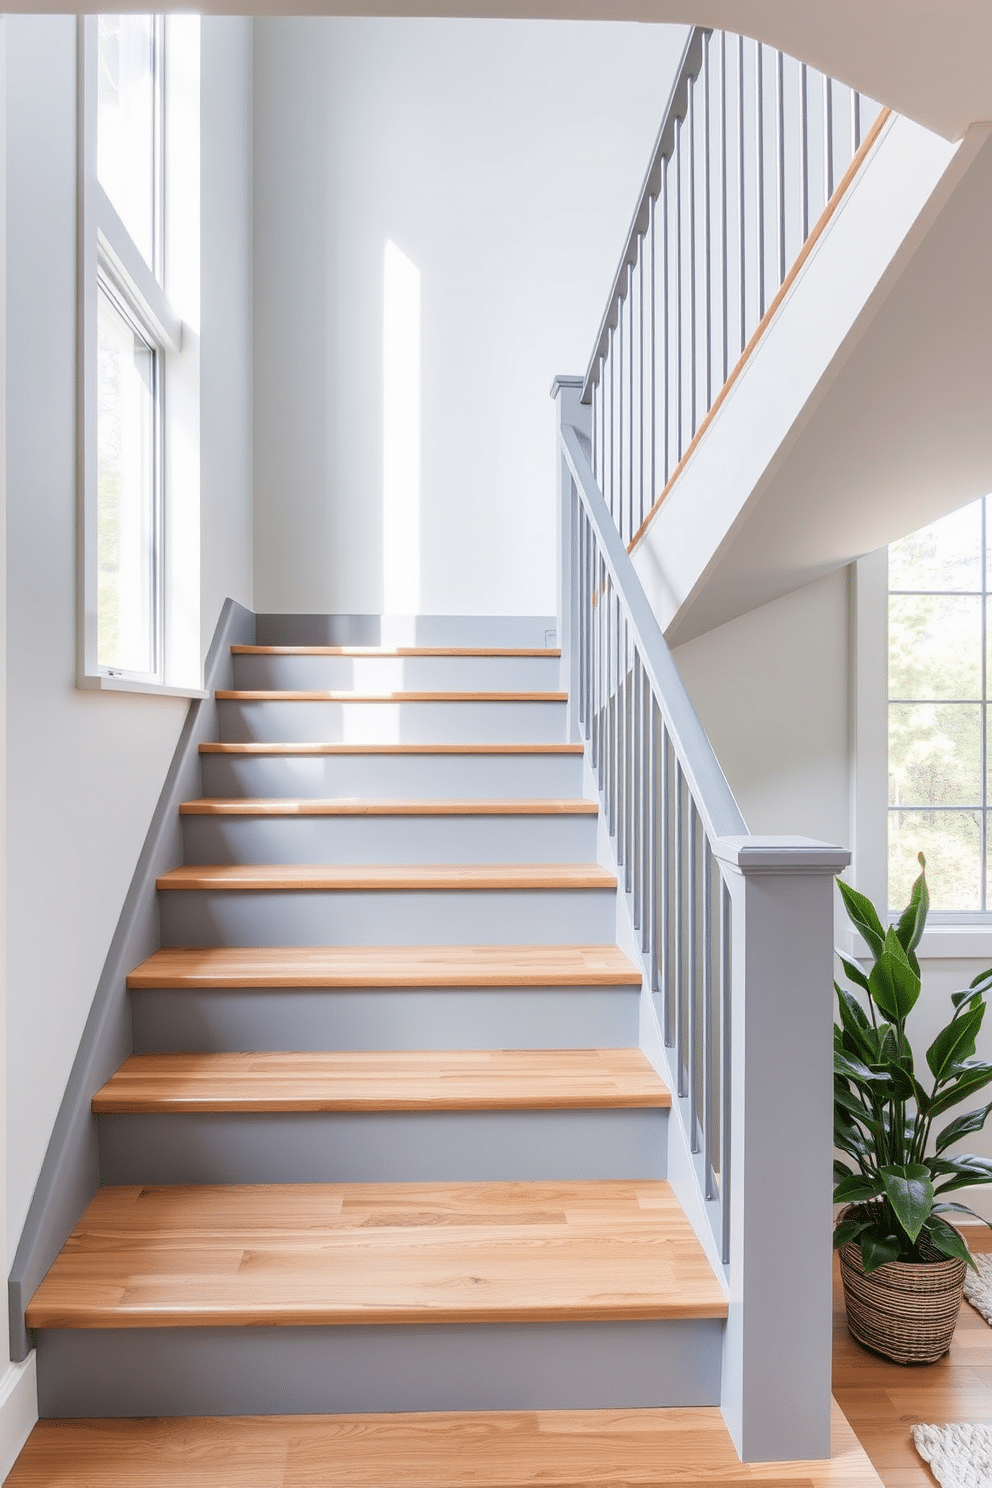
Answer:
232, 655, 561, 692
130, 985, 641, 1053
254, 615, 557, 649
198, 750, 584, 801
36, 1319, 723, 1417
217, 699, 567, 746
180, 813, 598, 866
97, 1108, 667, 1185
158, 887, 618, 948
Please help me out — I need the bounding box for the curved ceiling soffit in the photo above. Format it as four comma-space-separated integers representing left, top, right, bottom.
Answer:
11, 0, 990, 140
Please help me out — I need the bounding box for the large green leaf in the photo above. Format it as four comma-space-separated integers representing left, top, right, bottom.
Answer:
879, 1163, 933, 1242
969, 965, 992, 990
834, 1121, 872, 1162
836, 953, 871, 994
833, 1218, 873, 1250
878, 1026, 901, 1069
835, 1049, 889, 1087
932, 1155, 992, 1194
921, 1214, 976, 1269
860, 1224, 904, 1273
894, 855, 928, 964
934, 1201, 992, 1233
882, 1060, 928, 1111
836, 879, 886, 960
834, 1173, 883, 1204
928, 1062, 992, 1117
868, 948, 921, 1021
834, 1082, 884, 1135
835, 990, 878, 1063
927, 1154, 992, 1181
834, 1159, 856, 1183
934, 1102, 992, 1154
927, 1002, 987, 1082
884, 925, 913, 969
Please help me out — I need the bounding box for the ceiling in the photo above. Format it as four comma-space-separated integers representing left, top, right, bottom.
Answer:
8, 1, 989, 143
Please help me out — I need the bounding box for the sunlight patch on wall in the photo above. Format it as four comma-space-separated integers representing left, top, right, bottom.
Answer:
382, 239, 421, 615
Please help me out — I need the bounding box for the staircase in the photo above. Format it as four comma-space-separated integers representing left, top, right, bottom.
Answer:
21, 623, 731, 1431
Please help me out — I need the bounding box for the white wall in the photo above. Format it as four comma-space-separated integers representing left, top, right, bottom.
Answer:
3, 14, 254, 1404
201, 17, 254, 632
251, 16, 688, 616
672, 568, 852, 849
0, 19, 35, 1474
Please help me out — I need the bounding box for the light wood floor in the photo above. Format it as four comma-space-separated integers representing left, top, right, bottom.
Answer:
832, 1227, 992, 1487
2, 1400, 881, 1487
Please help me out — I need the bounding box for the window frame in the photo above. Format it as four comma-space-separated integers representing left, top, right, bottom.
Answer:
77, 13, 205, 699
851, 540, 992, 960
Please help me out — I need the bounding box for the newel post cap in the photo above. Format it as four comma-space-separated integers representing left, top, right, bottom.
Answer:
712, 835, 851, 875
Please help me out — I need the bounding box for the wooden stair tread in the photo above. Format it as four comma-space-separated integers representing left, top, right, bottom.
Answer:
156, 863, 617, 892
199, 742, 584, 755
92, 1049, 671, 1113
2, 1400, 880, 1487
179, 796, 597, 816
232, 645, 561, 657
25, 1180, 728, 1329
215, 690, 567, 702
126, 944, 643, 989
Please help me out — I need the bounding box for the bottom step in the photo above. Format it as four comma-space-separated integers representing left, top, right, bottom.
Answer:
5, 1403, 881, 1486
27, 1181, 726, 1416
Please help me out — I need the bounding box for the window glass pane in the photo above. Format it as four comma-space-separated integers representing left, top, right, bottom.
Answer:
98, 15, 157, 269
889, 809, 981, 913
889, 703, 981, 807
888, 594, 982, 701
889, 500, 982, 592
97, 284, 157, 675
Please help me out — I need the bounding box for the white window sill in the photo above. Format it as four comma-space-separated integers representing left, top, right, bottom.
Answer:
78, 672, 208, 700
838, 924, 992, 962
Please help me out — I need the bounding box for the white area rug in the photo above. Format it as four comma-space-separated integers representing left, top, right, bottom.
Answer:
964, 1253, 992, 1327
911, 1424, 992, 1488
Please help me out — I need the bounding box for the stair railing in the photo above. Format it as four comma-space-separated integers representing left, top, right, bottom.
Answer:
553, 375, 849, 1463
584, 26, 887, 548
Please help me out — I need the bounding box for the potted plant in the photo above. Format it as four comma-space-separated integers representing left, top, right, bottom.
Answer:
833, 853, 992, 1363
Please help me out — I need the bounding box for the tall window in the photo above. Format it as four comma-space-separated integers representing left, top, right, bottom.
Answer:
96, 282, 159, 674
888, 495, 991, 914
93, 15, 166, 681
97, 15, 161, 273
79, 14, 199, 694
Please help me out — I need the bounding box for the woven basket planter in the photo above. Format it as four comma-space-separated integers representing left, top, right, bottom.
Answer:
838, 1215, 967, 1365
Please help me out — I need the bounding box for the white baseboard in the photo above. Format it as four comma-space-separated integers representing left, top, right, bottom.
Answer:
0, 1353, 37, 1480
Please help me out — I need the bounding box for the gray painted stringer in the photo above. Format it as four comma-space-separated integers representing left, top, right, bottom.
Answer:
7, 599, 255, 1363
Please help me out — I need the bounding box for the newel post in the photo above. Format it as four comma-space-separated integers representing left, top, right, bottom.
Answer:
713, 836, 851, 1463
551, 376, 586, 742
